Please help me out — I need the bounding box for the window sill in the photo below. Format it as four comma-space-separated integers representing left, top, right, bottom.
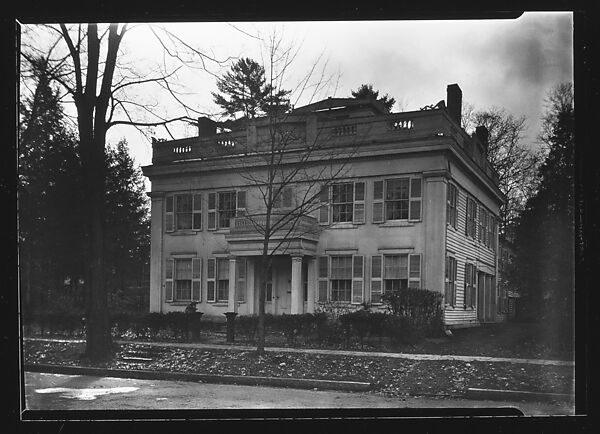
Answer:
166, 301, 195, 305
167, 230, 201, 236
207, 302, 229, 306
329, 222, 358, 229
213, 229, 231, 234
378, 220, 416, 228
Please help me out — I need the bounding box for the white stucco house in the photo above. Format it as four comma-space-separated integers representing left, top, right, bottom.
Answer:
142, 83, 507, 328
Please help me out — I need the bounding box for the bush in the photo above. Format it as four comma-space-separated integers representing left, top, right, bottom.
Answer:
339, 310, 371, 347
235, 315, 258, 341
381, 287, 444, 344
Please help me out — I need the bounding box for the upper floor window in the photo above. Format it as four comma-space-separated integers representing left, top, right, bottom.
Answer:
273, 187, 293, 209
465, 197, 477, 238
373, 177, 422, 223
207, 190, 246, 230
446, 183, 458, 228
317, 181, 365, 225
165, 193, 202, 232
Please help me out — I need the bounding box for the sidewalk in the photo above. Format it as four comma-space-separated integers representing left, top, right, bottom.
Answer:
26, 337, 575, 366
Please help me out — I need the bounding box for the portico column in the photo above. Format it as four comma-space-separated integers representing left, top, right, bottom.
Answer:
149, 193, 164, 313
246, 258, 255, 314
228, 257, 237, 313
290, 255, 303, 314
306, 257, 316, 313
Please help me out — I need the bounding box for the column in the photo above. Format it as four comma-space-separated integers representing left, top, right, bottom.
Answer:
306, 257, 316, 313
246, 258, 255, 314
149, 193, 164, 313
290, 255, 303, 314
227, 256, 237, 313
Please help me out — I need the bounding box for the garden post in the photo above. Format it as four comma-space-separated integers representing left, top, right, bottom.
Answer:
224, 312, 238, 343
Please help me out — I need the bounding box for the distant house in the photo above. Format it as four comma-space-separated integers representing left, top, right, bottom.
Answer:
142, 83, 507, 328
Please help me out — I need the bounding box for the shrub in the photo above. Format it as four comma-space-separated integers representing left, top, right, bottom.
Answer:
235, 315, 258, 341
382, 287, 444, 339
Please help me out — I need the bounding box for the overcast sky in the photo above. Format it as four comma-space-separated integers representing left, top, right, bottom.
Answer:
99, 12, 573, 182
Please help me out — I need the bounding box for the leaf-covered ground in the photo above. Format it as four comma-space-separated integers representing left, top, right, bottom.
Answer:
23, 339, 574, 400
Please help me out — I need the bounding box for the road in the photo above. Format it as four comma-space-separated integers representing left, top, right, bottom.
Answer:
23, 372, 574, 415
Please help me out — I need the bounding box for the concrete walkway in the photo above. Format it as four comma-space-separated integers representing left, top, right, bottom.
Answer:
26, 337, 574, 367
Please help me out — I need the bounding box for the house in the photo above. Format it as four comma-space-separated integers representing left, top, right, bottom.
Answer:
141, 83, 507, 328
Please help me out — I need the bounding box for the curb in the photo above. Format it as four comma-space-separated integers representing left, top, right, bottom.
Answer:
24, 363, 372, 392
465, 387, 574, 403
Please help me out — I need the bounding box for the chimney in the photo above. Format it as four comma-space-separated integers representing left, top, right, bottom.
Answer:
446, 84, 462, 126
475, 125, 489, 152
197, 116, 217, 137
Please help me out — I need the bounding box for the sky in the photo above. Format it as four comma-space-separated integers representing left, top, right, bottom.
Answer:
27, 13, 574, 189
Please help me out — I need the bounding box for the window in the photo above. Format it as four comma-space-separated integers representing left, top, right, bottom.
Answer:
207, 190, 246, 230
479, 206, 489, 245
487, 215, 496, 249
165, 257, 201, 302
318, 255, 364, 304
445, 255, 457, 307
165, 194, 202, 232
319, 181, 366, 225
370, 254, 421, 304
465, 197, 477, 238
330, 256, 352, 302
206, 258, 230, 302
332, 183, 354, 223
218, 191, 237, 229
216, 258, 229, 302
446, 183, 458, 228
373, 177, 422, 223
273, 187, 293, 209
464, 263, 476, 308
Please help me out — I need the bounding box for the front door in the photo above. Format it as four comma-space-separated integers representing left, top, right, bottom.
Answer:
477, 272, 496, 322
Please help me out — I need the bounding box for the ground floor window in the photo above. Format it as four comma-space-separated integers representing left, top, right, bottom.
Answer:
216, 258, 229, 302
445, 254, 457, 306
165, 257, 201, 302
175, 259, 192, 300
370, 253, 421, 304
318, 255, 365, 304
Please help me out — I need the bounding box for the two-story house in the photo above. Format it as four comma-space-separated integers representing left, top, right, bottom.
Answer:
142, 83, 507, 328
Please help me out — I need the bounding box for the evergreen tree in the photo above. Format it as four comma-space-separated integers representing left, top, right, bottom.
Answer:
350, 83, 396, 112
212, 57, 291, 119
511, 83, 574, 348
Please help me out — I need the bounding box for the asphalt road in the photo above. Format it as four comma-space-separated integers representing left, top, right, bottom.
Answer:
23, 372, 574, 415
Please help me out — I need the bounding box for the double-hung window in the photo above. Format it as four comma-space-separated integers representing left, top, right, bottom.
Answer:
370, 254, 421, 304
464, 262, 476, 308
165, 193, 202, 232
207, 190, 246, 230
445, 254, 457, 307
206, 258, 230, 302
373, 177, 422, 223
465, 197, 477, 238
330, 256, 353, 302
446, 183, 458, 228
332, 183, 354, 223
479, 206, 489, 245
319, 181, 366, 225
317, 255, 365, 304
165, 257, 201, 302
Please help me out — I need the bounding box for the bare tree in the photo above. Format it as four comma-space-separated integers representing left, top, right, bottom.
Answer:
19, 23, 228, 360
462, 104, 543, 240
212, 33, 360, 353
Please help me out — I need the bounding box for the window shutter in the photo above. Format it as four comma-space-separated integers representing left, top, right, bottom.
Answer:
478, 206, 484, 243
236, 190, 247, 217
165, 196, 174, 232
206, 258, 216, 302
283, 187, 293, 208
408, 254, 421, 288
192, 194, 202, 231
370, 255, 383, 304
317, 256, 329, 302
317, 186, 329, 225
192, 257, 202, 301
208, 193, 217, 230
165, 258, 174, 302
351, 255, 364, 304
409, 178, 422, 221
353, 181, 365, 224
372, 181, 384, 223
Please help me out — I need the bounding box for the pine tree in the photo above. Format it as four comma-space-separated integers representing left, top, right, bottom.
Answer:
212, 57, 290, 119
350, 83, 396, 112
511, 83, 574, 349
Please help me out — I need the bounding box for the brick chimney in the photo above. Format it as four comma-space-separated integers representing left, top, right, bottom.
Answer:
197, 116, 217, 137
446, 84, 462, 126
475, 125, 489, 153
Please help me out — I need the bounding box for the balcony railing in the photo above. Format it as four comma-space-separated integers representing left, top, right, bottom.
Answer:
226, 213, 320, 239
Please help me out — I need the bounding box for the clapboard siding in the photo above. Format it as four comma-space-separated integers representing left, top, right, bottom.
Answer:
445, 182, 498, 326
